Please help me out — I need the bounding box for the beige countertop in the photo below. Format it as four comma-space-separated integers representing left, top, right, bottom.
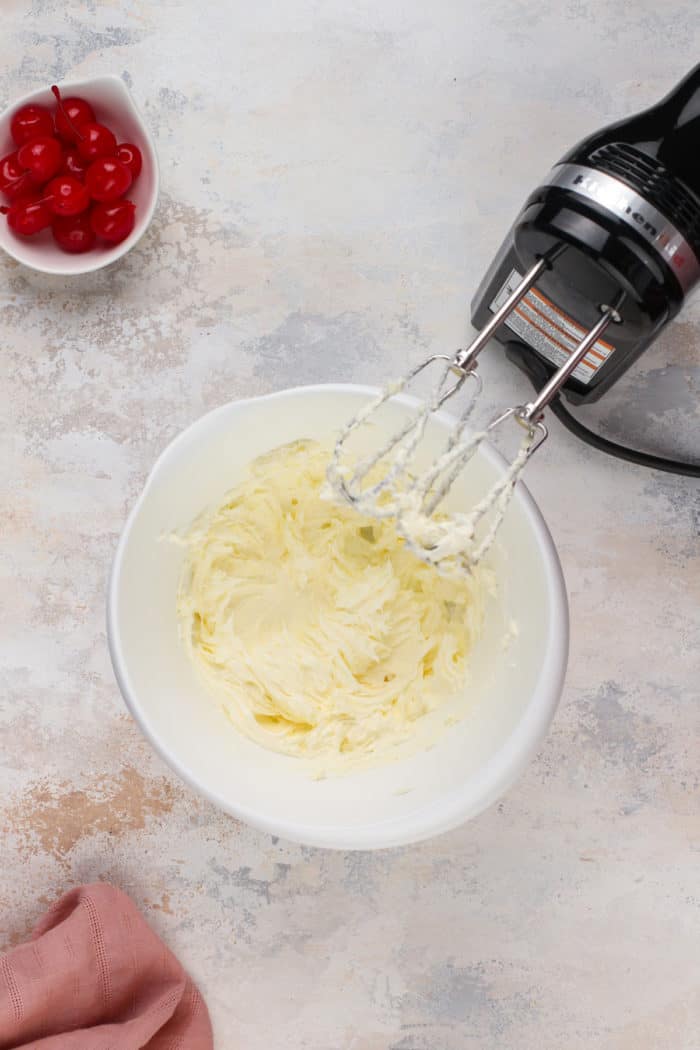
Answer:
1, 2, 698, 1047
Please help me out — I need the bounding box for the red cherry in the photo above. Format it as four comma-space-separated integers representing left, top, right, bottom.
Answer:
77, 123, 117, 162
10, 104, 54, 146
43, 175, 90, 216
17, 136, 62, 184
90, 199, 136, 243
1, 194, 52, 235
51, 86, 95, 142
60, 148, 89, 180
85, 157, 132, 202
0, 152, 35, 200
52, 212, 95, 253
115, 142, 142, 179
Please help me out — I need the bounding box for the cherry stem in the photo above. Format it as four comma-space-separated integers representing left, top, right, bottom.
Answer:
51, 85, 84, 142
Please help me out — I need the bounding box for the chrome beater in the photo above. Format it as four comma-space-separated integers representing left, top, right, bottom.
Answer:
326, 255, 623, 571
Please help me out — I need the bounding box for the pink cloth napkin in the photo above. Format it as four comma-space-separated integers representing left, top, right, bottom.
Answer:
0, 883, 213, 1049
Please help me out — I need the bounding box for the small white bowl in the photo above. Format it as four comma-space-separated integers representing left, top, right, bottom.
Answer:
108, 384, 569, 849
0, 75, 158, 275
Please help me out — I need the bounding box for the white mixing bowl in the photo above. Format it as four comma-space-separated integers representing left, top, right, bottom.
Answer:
108, 384, 568, 849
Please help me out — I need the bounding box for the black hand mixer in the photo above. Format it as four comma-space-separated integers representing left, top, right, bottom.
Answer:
327, 64, 700, 570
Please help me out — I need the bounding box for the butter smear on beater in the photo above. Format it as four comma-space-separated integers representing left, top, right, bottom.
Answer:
176, 440, 489, 770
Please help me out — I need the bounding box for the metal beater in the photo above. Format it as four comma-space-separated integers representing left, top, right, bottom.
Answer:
327, 255, 622, 569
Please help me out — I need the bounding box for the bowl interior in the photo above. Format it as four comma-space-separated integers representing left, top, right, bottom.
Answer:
109, 385, 568, 848
0, 76, 158, 274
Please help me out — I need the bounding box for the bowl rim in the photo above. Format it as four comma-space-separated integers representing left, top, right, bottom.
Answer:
0, 74, 159, 275
107, 383, 569, 849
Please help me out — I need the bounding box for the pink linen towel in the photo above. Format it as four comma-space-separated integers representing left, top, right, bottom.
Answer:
0, 882, 213, 1049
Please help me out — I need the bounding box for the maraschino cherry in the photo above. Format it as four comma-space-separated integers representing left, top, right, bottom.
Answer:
44, 175, 91, 216
52, 212, 95, 253
0, 152, 35, 200
17, 136, 62, 183
10, 104, 54, 146
85, 157, 132, 202
90, 199, 136, 243
77, 123, 117, 161
60, 149, 89, 180
1, 196, 52, 235
51, 87, 95, 141
115, 143, 142, 179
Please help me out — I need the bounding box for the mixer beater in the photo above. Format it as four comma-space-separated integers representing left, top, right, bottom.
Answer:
327, 254, 623, 571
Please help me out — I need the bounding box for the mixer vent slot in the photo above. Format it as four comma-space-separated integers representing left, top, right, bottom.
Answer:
589, 142, 700, 246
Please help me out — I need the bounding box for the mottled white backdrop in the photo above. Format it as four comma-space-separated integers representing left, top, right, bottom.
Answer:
1, 2, 699, 1048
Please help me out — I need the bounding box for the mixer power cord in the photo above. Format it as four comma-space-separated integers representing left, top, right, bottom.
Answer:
507, 345, 700, 478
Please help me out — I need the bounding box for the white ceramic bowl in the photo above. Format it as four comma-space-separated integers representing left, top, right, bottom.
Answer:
108, 385, 568, 849
0, 75, 158, 274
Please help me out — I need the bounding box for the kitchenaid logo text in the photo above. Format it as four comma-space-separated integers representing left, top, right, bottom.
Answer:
547, 163, 700, 290
572, 172, 681, 258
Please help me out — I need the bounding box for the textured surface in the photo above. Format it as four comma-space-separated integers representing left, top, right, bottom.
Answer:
1, 2, 699, 1048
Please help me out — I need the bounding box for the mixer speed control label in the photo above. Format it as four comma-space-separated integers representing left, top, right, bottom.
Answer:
490, 268, 615, 384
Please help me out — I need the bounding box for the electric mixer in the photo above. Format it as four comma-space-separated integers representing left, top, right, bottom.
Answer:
327, 64, 700, 571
